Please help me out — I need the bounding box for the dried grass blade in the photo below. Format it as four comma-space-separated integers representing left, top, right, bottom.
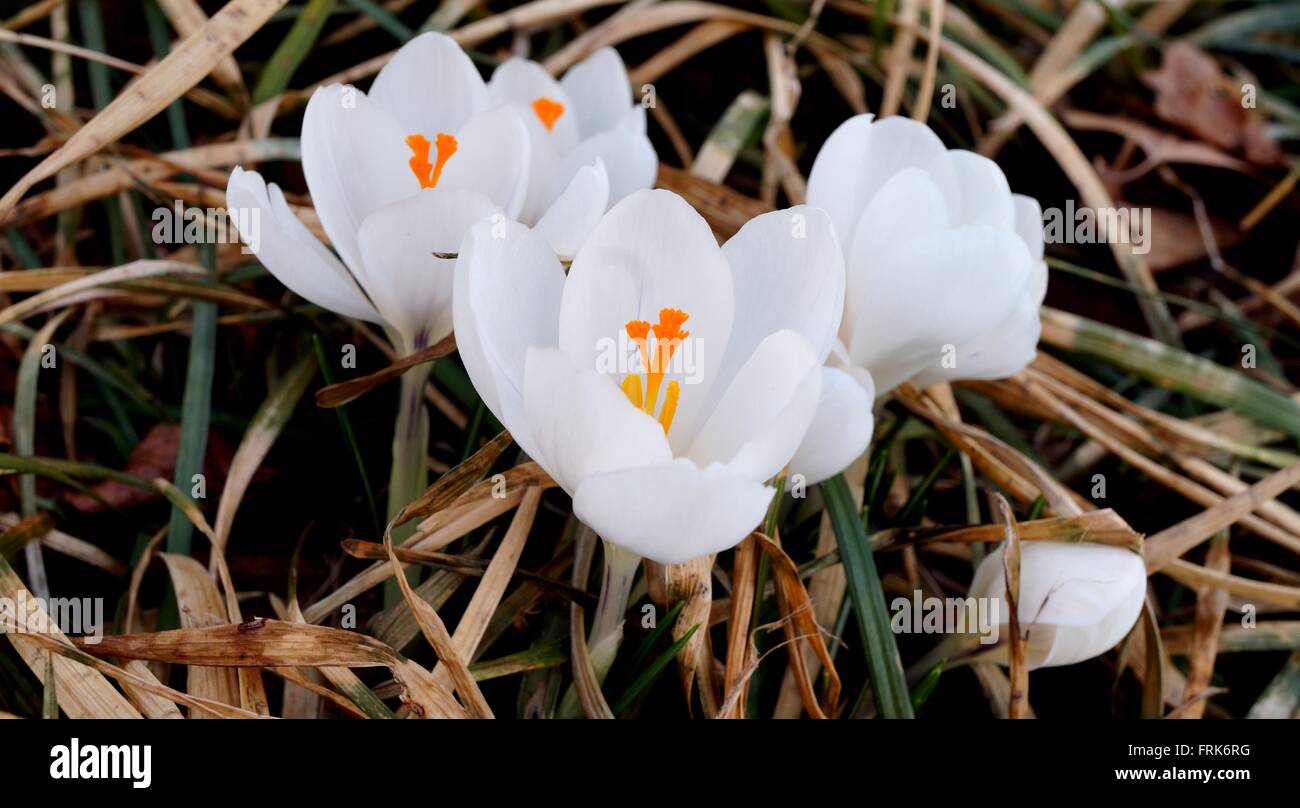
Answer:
994, 495, 1029, 718
0, 556, 142, 718
157, 553, 240, 715
0, 0, 287, 221
382, 514, 492, 717
431, 486, 540, 687
314, 334, 457, 408
755, 532, 842, 718
1145, 462, 1300, 572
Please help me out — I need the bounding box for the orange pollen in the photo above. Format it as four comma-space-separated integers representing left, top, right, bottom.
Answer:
622, 308, 690, 433
531, 97, 565, 132
406, 132, 458, 189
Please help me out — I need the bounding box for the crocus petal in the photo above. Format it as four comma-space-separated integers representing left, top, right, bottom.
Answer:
225, 167, 380, 323
806, 113, 874, 248
558, 189, 733, 454
910, 294, 1040, 388
355, 189, 500, 353
1013, 193, 1049, 304
546, 127, 657, 208
846, 225, 1033, 392
686, 330, 822, 483
368, 31, 488, 137
559, 47, 633, 139
533, 159, 610, 257
939, 150, 1015, 231
619, 104, 647, 136
522, 347, 673, 495
301, 84, 417, 275
808, 115, 951, 251
969, 542, 1147, 669
436, 106, 531, 219
573, 458, 774, 564
487, 57, 580, 153
721, 205, 845, 367
788, 366, 875, 485
453, 217, 565, 459
843, 168, 949, 349
487, 59, 580, 221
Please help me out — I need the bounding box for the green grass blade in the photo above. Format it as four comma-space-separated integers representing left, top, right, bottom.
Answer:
613, 622, 700, 716
824, 473, 913, 719
910, 658, 944, 712
253, 0, 337, 104
343, 0, 412, 41
165, 245, 219, 557
1043, 307, 1300, 440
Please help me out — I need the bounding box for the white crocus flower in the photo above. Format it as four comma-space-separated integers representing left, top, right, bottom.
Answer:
788, 114, 1049, 485
487, 47, 658, 256
806, 114, 1047, 394
454, 188, 844, 677
969, 541, 1147, 669
225, 32, 537, 544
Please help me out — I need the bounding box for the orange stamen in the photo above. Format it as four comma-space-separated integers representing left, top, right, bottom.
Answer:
532, 97, 565, 132
622, 308, 690, 433
406, 132, 458, 189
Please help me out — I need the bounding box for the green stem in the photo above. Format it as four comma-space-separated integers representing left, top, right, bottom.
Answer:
382, 364, 430, 607
558, 540, 641, 717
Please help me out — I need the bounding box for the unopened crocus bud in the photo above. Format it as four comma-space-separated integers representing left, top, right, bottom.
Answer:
968, 541, 1147, 669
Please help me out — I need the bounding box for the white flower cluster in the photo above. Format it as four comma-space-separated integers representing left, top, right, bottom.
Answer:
226, 33, 1142, 670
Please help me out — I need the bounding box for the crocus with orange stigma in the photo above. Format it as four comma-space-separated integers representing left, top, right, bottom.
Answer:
453, 189, 848, 687
487, 47, 657, 256
225, 32, 533, 569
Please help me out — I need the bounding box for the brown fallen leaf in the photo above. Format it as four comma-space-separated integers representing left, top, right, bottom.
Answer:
1145, 206, 1244, 272
1143, 42, 1283, 166
63, 423, 243, 513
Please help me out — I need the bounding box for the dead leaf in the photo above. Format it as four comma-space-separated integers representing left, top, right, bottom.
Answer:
1143, 42, 1283, 166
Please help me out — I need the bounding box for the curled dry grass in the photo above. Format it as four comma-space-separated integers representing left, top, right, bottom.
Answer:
1, 0, 1299, 719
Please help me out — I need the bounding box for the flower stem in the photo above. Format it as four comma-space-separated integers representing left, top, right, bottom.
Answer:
558, 539, 641, 717
382, 364, 430, 607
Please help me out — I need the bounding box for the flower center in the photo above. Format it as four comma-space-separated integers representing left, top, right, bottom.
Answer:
620, 308, 689, 434
531, 97, 565, 132
406, 132, 458, 189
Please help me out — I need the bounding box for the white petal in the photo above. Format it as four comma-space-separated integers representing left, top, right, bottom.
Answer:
686, 330, 822, 482
355, 189, 499, 352
573, 459, 773, 564
487, 58, 580, 153
523, 347, 673, 495
368, 32, 488, 136
722, 205, 845, 366
436, 106, 532, 219
910, 293, 1040, 387
843, 168, 949, 350
225, 167, 380, 323
301, 84, 418, 275
969, 542, 1147, 669
789, 366, 875, 485
560, 47, 633, 139
808, 115, 950, 255
806, 113, 874, 250
547, 127, 657, 207
847, 225, 1033, 393
940, 150, 1015, 230
1013, 193, 1049, 304
533, 159, 610, 257
559, 189, 733, 454
453, 216, 565, 458
619, 104, 647, 136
